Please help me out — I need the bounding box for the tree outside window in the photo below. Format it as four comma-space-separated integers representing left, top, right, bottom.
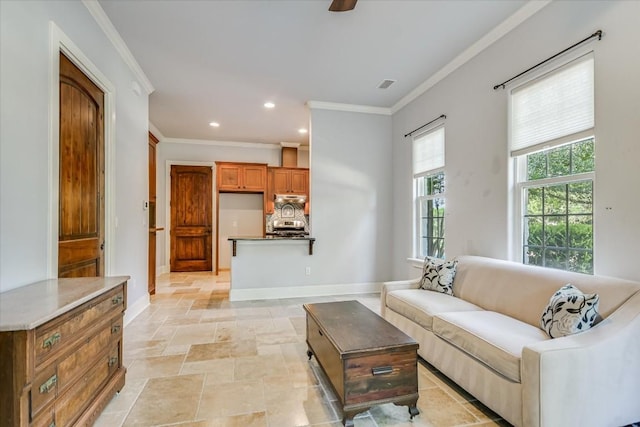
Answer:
522, 139, 594, 273
416, 172, 445, 258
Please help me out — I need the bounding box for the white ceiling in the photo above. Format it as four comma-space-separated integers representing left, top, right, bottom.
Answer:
98, 0, 530, 145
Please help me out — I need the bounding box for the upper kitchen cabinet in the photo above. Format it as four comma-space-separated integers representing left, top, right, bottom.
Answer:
216, 162, 267, 192
267, 167, 310, 214
272, 167, 308, 194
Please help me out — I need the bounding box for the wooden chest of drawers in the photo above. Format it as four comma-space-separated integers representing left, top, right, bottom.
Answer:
303, 301, 419, 427
0, 276, 129, 427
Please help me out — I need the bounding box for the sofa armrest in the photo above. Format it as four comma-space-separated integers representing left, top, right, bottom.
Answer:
380, 278, 421, 317
521, 290, 640, 427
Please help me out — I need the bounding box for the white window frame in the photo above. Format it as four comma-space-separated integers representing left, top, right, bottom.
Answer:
414, 169, 445, 259
412, 124, 446, 259
514, 145, 595, 271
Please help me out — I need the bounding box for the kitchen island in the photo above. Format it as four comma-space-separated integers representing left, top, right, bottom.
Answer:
226, 236, 380, 302
227, 236, 325, 301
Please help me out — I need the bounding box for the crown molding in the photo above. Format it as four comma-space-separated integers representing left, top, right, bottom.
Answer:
148, 122, 165, 141
162, 138, 284, 150
391, 0, 551, 114
280, 142, 300, 148
82, 0, 154, 95
306, 101, 392, 116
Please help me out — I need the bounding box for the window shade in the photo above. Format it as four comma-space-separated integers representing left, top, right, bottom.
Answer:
413, 126, 444, 177
510, 54, 594, 156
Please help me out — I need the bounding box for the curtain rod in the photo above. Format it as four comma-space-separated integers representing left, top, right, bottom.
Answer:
404, 114, 446, 138
493, 29, 603, 91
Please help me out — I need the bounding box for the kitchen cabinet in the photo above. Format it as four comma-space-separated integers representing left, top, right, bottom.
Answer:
216, 162, 267, 192
272, 168, 308, 194
0, 276, 128, 427
266, 167, 310, 214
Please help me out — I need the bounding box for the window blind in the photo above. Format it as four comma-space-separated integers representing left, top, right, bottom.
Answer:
413, 126, 444, 177
510, 53, 594, 156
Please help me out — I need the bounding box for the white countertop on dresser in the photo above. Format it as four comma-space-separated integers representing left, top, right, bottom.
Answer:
0, 276, 130, 331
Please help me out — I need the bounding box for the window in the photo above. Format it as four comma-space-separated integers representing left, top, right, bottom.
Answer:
413, 126, 445, 258
512, 54, 595, 273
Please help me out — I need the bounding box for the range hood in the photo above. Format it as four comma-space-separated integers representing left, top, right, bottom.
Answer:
274, 194, 307, 204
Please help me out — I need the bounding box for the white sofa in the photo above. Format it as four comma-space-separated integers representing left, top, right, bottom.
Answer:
381, 255, 640, 427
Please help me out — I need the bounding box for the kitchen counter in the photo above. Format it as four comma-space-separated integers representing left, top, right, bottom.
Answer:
228, 236, 316, 255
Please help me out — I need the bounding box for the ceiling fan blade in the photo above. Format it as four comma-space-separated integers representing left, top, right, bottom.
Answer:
329, 0, 357, 12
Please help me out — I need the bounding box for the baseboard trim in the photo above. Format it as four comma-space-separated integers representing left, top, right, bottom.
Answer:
124, 293, 150, 326
158, 265, 169, 275
229, 282, 382, 302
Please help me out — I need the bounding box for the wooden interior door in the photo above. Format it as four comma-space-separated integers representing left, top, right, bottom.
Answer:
58, 52, 105, 278
148, 132, 158, 294
170, 165, 213, 272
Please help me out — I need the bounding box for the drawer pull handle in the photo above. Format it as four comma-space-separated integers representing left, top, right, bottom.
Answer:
112, 295, 123, 305
108, 357, 119, 367
318, 330, 323, 336
39, 374, 57, 394
111, 324, 121, 334
42, 332, 61, 349
371, 366, 393, 376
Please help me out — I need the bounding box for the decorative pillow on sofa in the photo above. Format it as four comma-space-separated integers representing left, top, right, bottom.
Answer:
419, 257, 458, 295
540, 284, 600, 338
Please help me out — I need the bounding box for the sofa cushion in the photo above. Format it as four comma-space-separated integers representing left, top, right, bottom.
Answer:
386, 289, 483, 331
433, 311, 549, 382
451, 256, 640, 328
540, 284, 600, 338
420, 257, 458, 295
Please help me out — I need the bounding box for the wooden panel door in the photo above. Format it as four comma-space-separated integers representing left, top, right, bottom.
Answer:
170, 165, 213, 272
58, 52, 105, 278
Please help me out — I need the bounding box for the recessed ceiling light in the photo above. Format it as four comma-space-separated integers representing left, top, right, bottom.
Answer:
298, 128, 308, 134
209, 122, 220, 127
264, 102, 275, 109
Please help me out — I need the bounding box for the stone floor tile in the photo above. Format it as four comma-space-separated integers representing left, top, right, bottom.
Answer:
169, 323, 217, 346
181, 357, 235, 381
413, 388, 479, 426
196, 379, 265, 419
126, 354, 185, 379
123, 374, 204, 426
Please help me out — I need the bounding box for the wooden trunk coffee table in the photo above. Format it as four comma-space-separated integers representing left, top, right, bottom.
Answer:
303, 300, 419, 426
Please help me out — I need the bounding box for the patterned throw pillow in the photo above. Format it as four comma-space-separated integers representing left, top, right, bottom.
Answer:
419, 257, 458, 295
540, 284, 600, 338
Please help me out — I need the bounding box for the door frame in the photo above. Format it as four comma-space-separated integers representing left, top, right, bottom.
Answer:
48, 22, 116, 277
165, 160, 217, 274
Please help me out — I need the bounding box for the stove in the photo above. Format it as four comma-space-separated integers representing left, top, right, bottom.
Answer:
268, 219, 308, 237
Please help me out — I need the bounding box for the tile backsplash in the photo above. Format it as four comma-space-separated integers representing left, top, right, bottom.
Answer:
266, 202, 309, 232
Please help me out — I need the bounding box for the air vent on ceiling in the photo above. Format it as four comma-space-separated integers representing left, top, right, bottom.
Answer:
377, 79, 396, 89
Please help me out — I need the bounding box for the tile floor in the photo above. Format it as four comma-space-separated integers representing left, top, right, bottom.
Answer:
95, 271, 510, 427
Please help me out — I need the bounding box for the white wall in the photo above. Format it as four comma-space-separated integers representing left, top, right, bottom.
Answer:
218, 193, 263, 269
166, 110, 394, 290
309, 109, 393, 285
392, 1, 640, 282
0, 1, 150, 310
